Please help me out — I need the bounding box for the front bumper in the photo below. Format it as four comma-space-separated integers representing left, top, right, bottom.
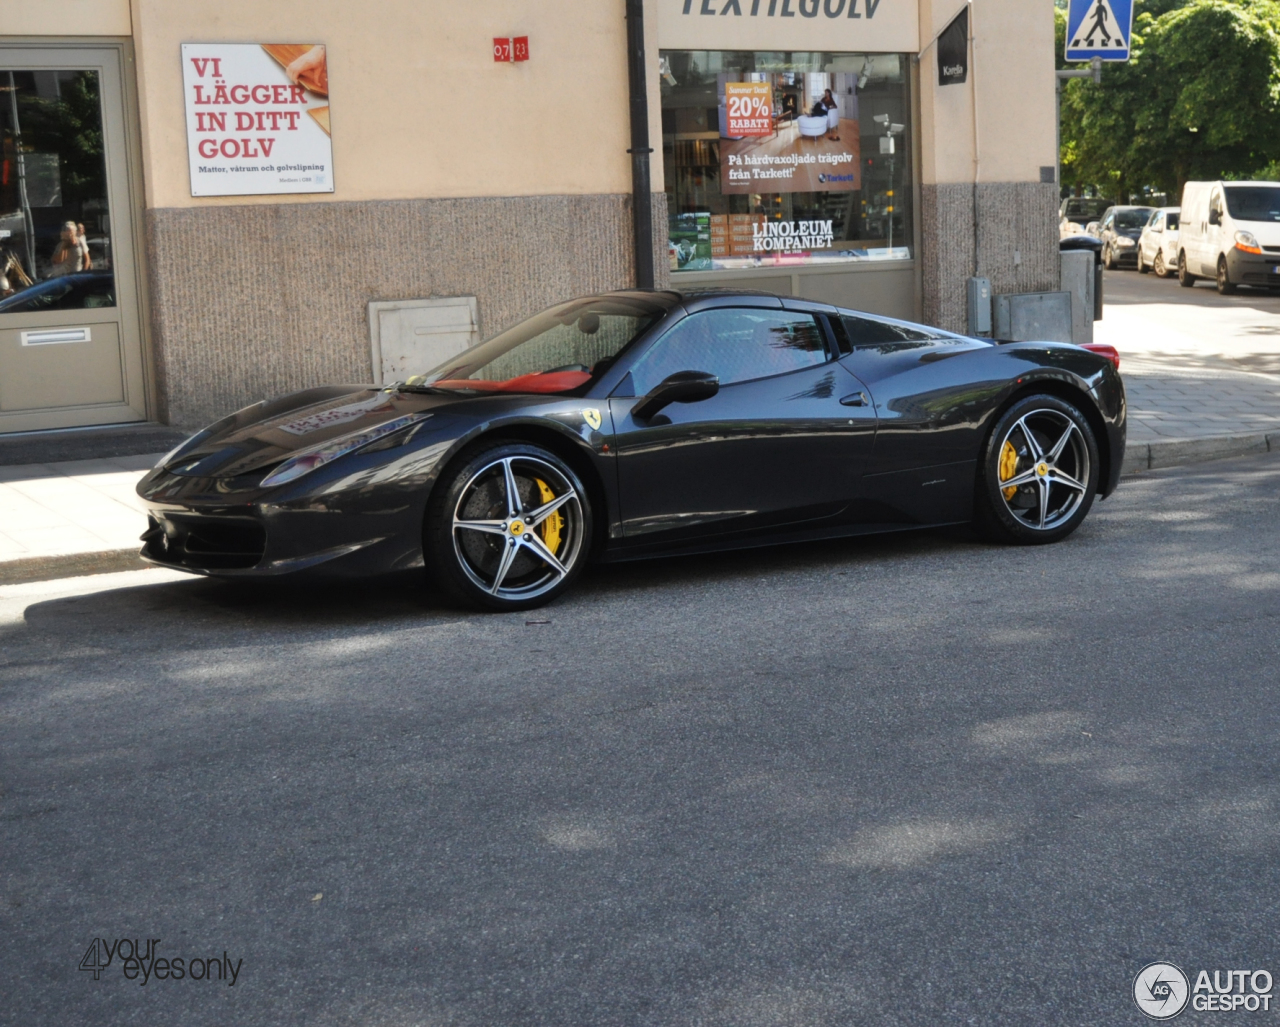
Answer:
1226, 248, 1280, 288
137, 473, 428, 579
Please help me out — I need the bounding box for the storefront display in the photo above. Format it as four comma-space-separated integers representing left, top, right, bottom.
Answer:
662, 50, 913, 272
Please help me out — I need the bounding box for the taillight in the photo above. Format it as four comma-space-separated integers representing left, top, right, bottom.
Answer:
1081, 343, 1120, 371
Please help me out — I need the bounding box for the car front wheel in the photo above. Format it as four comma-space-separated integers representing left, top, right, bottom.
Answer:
424, 441, 592, 611
1137, 249, 1149, 273
974, 395, 1100, 546
1217, 256, 1238, 295
1103, 245, 1115, 270
1153, 251, 1167, 277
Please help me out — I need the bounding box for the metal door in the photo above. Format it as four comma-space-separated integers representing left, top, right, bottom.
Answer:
0, 45, 146, 433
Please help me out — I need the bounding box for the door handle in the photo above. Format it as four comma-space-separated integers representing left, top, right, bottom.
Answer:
840, 391, 868, 407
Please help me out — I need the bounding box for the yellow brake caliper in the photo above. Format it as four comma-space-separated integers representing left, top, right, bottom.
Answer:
999, 440, 1019, 500
534, 478, 563, 555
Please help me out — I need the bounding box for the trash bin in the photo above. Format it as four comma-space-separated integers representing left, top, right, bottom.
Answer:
1060, 234, 1104, 321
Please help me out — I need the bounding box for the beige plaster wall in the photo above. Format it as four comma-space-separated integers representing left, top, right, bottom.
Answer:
0, 0, 131, 36
127, 0, 665, 208
917, 0, 1055, 187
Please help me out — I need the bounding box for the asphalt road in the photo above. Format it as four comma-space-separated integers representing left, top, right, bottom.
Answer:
4, 455, 1280, 1025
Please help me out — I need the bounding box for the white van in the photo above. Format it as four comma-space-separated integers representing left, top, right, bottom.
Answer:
1178, 180, 1280, 293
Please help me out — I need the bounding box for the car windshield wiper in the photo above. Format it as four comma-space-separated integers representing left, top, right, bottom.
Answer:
392, 382, 460, 395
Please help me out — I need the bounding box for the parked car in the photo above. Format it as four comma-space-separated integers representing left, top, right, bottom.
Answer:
1136, 207, 1180, 277
137, 290, 1126, 610
1098, 206, 1156, 269
1177, 180, 1280, 293
1060, 196, 1113, 229
0, 272, 115, 312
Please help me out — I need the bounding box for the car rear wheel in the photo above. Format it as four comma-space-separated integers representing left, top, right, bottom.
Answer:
1178, 251, 1196, 287
1153, 251, 1167, 277
424, 441, 592, 611
974, 395, 1100, 546
1217, 256, 1238, 295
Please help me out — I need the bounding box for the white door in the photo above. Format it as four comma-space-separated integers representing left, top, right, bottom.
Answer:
0, 45, 146, 433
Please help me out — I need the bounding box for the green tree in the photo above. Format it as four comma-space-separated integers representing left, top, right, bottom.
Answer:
1061, 0, 1280, 199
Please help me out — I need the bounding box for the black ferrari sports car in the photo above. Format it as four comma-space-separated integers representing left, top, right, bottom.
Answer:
137, 290, 1125, 610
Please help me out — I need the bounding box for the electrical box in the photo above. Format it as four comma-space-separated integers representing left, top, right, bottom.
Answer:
368, 297, 479, 386
967, 276, 992, 336
993, 291, 1074, 343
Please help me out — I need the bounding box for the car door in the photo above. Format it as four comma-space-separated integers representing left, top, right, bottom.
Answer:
608, 306, 877, 547
1142, 211, 1161, 263
833, 312, 995, 525
1204, 187, 1227, 275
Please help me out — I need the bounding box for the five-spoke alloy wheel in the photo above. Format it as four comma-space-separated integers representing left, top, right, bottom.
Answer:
426, 442, 592, 610
975, 395, 1100, 545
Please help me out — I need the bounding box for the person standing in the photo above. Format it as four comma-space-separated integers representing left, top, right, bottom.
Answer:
821, 88, 840, 141
48, 221, 88, 277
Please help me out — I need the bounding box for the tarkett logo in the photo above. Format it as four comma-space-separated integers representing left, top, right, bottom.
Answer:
79, 938, 244, 987
817, 173, 855, 183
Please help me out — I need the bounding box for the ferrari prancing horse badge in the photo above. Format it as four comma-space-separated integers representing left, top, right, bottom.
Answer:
583, 408, 602, 431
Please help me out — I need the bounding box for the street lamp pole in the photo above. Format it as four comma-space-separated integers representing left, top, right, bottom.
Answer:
1055, 56, 1101, 197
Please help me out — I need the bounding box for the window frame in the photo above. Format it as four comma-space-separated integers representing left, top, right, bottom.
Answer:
620, 305, 836, 397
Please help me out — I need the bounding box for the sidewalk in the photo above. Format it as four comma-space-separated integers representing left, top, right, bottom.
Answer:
0, 454, 160, 584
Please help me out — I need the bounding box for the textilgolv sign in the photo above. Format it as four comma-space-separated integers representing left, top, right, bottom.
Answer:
656, 0, 917, 52
1065, 0, 1133, 62
181, 43, 334, 197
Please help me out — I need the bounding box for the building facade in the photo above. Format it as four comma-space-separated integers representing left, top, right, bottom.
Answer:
0, 0, 1056, 432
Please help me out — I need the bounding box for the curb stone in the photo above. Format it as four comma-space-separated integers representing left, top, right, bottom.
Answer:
0, 549, 147, 587
3, 435, 1279, 587
1121, 432, 1275, 476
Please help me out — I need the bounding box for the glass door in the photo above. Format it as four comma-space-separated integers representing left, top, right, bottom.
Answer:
0, 45, 146, 433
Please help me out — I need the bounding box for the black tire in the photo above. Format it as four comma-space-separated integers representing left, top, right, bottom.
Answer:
1137, 250, 1149, 273
1103, 245, 1115, 270
424, 441, 593, 611
1153, 250, 1167, 277
1178, 251, 1196, 287
973, 394, 1100, 546
1217, 256, 1238, 295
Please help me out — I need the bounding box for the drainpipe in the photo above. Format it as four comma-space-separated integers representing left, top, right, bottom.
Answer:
625, 0, 655, 289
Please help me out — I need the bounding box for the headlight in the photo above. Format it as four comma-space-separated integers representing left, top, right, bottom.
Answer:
1115, 236, 1135, 248
260, 413, 432, 487
1235, 230, 1263, 254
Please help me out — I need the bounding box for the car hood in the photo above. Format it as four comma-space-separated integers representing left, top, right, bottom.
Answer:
160, 386, 469, 480
1236, 220, 1280, 246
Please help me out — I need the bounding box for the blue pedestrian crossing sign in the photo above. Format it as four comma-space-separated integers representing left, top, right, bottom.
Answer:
1065, 0, 1133, 61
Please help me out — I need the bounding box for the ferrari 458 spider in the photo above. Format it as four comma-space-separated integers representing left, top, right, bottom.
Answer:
138, 290, 1125, 610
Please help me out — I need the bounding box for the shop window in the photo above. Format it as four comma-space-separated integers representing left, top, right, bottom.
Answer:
661, 51, 913, 274
0, 70, 114, 312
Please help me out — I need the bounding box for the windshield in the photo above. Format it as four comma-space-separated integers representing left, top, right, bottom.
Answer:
1224, 187, 1280, 223
406, 294, 675, 394
1114, 209, 1154, 230
1165, 211, 1180, 230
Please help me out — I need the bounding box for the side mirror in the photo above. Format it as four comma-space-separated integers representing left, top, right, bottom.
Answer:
631, 370, 719, 420
1209, 208, 1221, 226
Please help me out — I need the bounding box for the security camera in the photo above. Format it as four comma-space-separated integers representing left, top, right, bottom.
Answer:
874, 113, 890, 126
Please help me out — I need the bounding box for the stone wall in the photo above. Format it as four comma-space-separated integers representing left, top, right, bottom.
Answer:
920, 181, 1058, 333
146, 193, 669, 427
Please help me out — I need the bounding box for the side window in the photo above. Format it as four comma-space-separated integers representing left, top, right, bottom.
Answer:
1102, 212, 1114, 230
842, 313, 938, 349
629, 309, 828, 394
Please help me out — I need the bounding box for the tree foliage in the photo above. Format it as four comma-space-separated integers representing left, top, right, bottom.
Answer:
1060, 0, 1280, 199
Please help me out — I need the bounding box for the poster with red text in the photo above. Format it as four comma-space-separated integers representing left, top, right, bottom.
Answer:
181, 43, 334, 197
